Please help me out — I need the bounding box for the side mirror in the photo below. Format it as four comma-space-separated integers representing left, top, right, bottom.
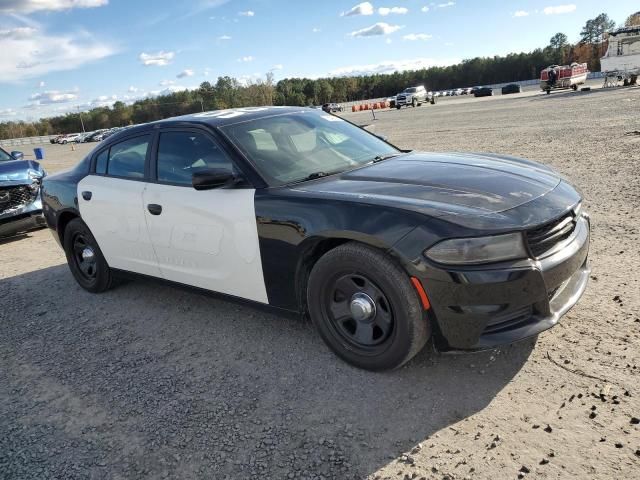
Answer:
11, 151, 24, 160
192, 168, 235, 190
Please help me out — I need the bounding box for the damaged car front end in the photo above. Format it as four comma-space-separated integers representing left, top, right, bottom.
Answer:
0, 147, 47, 238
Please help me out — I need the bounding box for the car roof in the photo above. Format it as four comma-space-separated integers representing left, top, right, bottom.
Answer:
106, 106, 313, 143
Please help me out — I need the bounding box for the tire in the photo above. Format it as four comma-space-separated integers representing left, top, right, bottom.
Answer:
62, 140, 67, 144
396, 105, 401, 110
572, 84, 578, 91
307, 242, 430, 371
412, 98, 417, 107
63, 218, 113, 293
431, 98, 436, 105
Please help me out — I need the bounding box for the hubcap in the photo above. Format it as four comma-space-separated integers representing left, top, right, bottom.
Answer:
81, 247, 95, 261
324, 273, 394, 349
350, 293, 376, 322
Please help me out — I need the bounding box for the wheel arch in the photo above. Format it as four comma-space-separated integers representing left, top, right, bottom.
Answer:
56, 209, 81, 245
293, 233, 401, 315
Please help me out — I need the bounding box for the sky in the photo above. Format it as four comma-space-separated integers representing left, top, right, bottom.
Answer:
0, 0, 636, 120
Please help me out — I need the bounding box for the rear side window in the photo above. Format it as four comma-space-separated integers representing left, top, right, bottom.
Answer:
93, 135, 150, 179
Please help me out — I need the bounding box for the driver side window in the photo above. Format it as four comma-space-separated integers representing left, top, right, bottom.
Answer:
157, 131, 234, 185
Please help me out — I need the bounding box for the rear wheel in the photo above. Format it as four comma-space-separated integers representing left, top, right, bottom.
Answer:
307, 242, 429, 370
572, 84, 578, 91
63, 218, 113, 293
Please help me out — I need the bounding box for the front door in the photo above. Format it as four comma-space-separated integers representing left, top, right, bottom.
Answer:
77, 134, 161, 277
142, 129, 268, 303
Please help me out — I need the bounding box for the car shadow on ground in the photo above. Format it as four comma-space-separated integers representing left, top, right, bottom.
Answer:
1, 265, 535, 479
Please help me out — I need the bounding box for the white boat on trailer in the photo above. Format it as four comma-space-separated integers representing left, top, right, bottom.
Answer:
601, 25, 640, 87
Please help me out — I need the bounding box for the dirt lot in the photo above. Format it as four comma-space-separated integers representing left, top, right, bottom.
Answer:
1, 86, 639, 479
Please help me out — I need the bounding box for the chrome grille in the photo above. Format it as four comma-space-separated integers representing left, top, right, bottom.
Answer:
0, 185, 38, 215
526, 212, 576, 258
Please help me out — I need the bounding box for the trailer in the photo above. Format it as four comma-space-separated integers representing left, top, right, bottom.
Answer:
540, 63, 589, 94
601, 25, 640, 88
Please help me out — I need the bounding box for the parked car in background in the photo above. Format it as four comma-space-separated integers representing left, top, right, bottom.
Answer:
322, 103, 344, 113
50, 135, 63, 144
75, 132, 93, 143
0, 146, 46, 237
474, 86, 494, 97
502, 83, 523, 95
58, 133, 81, 144
42, 107, 590, 371
85, 129, 108, 142
395, 85, 435, 108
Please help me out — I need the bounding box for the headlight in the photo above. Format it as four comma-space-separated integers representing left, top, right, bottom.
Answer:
424, 232, 527, 265
27, 169, 44, 182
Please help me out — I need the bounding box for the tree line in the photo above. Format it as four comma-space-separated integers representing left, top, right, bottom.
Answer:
0, 11, 635, 140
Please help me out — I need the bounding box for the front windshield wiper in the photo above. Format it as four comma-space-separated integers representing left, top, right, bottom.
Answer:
302, 171, 332, 181
371, 153, 403, 163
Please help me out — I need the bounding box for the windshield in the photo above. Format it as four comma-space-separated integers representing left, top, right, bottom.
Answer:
404, 88, 417, 93
0, 148, 13, 162
221, 112, 399, 186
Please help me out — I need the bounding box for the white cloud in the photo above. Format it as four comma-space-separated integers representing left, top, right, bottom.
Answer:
350, 22, 403, 37
88, 94, 118, 108
543, 4, 576, 15
127, 86, 138, 93
271, 64, 283, 71
513, 10, 529, 17
237, 55, 254, 62
139, 51, 175, 66
29, 89, 78, 105
378, 7, 408, 16
328, 57, 460, 77
0, 0, 108, 13
0, 108, 17, 117
217, 35, 232, 40
341, 2, 374, 17
177, 69, 195, 78
0, 25, 114, 83
312, 27, 321, 33
38, 80, 45, 88
437, 1, 455, 7
159, 79, 175, 86
421, 6, 429, 13
238, 10, 254, 16
403, 33, 432, 41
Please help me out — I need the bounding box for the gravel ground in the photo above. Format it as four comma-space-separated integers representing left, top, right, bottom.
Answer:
1, 85, 639, 479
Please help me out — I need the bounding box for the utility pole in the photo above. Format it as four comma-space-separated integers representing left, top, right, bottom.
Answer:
77, 106, 85, 133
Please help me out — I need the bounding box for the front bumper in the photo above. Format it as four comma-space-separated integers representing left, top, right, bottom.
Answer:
0, 194, 45, 238
420, 215, 591, 351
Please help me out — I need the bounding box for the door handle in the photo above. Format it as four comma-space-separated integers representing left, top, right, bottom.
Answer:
81, 191, 92, 201
147, 204, 162, 215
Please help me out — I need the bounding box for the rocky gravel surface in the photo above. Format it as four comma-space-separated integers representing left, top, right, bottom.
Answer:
1, 85, 639, 479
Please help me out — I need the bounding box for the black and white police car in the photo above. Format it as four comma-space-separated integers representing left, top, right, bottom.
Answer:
42, 107, 590, 370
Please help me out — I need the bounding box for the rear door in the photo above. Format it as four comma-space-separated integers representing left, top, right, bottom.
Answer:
77, 133, 161, 277
142, 128, 268, 303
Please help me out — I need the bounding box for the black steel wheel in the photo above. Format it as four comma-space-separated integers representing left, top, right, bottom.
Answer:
307, 242, 430, 371
63, 218, 112, 293
324, 273, 394, 350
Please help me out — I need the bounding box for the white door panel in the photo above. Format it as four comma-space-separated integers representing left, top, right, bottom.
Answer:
77, 176, 161, 277
142, 184, 268, 304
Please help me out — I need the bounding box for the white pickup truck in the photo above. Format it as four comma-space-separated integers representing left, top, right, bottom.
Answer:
395, 85, 435, 109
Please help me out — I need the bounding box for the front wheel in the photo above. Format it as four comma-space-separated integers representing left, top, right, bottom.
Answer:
63, 218, 113, 293
412, 98, 417, 107
307, 243, 430, 371
396, 105, 401, 110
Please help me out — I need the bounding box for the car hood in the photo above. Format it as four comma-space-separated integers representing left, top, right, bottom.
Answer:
0, 159, 43, 185
294, 152, 577, 230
